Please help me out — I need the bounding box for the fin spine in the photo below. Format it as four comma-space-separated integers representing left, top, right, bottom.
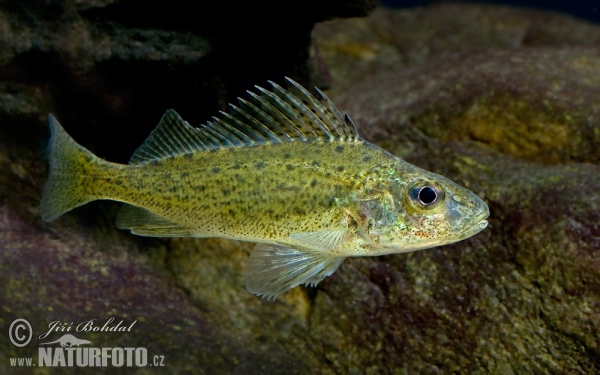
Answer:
129, 78, 362, 164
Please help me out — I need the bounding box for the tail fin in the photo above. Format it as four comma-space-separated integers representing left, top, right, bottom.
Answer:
40, 115, 101, 222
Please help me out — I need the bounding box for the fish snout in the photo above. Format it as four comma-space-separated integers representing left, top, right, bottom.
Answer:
445, 190, 489, 236
459, 195, 489, 238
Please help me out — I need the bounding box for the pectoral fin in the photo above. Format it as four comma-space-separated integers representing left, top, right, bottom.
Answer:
245, 243, 346, 301
288, 228, 347, 250
116, 204, 194, 237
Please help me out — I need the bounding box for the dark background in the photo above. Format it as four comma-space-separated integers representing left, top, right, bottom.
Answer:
382, 0, 600, 23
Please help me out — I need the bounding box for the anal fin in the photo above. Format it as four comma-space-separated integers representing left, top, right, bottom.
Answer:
116, 204, 194, 237
245, 243, 346, 301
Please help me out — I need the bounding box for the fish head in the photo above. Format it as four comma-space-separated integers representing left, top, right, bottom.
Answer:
367, 170, 489, 253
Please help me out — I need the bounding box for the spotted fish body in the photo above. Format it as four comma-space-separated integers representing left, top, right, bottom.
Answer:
41, 78, 489, 300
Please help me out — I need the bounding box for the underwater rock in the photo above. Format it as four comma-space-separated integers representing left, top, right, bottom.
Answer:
315, 4, 600, 166
308, 4, 600, 373
313, 2, 600, 88
329, 47, 600, 165
0, 206, 312, 374
0, 0, 375, 163
1, 1, 599, 374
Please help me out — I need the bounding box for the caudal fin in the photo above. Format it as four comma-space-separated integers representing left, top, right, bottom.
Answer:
40, 115, 100, 222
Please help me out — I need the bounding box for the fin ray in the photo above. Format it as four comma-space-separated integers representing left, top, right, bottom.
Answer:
41, 115, 101, 221
116, 204, 194, 237
129, 110, 207, 164
246, 90, 307, 140
288, 228, 347, 251
245, 243, 346, 301
270, 81, 332, 139
229, 103, 279, 142
129, 78, 361, 163
284, 77, 350, 140
254, 85, 313, 138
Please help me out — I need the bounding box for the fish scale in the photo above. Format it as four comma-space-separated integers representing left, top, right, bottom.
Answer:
93, 141, 374, 240
41, 78, 489, 300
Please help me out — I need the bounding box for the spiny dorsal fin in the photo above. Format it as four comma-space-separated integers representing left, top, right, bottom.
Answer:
129, 78, 362, 164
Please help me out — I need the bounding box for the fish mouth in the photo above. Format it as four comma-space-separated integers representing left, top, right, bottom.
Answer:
461, 211, 489, 238
460, 220, 488, 239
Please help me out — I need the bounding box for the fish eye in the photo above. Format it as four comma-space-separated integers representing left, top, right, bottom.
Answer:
418, 186, 437, 205
407, 180, 445, 210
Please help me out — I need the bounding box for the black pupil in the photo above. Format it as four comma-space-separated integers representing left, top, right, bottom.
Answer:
419, 186, 437, 205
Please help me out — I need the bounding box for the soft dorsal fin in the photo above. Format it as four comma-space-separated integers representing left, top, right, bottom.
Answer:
129, 110, 210, 164
129, 78, 362, 164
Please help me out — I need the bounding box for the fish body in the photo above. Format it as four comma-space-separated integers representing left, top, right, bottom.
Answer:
41, 78, 489, 300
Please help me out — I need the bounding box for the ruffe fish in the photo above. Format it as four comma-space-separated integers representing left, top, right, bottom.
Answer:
41, 78, 489, 300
